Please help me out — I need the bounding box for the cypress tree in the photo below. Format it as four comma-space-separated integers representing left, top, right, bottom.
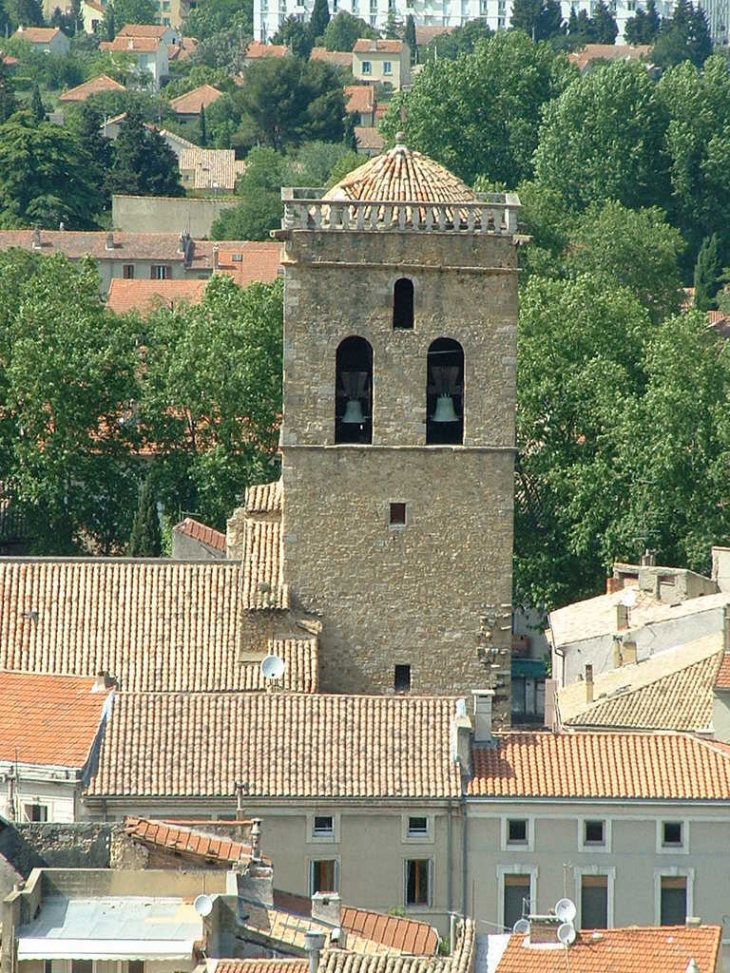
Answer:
694, 234, 721, 311
30, 82, 45, 123
404, 13, 417, 62
309, 0, 330, 41
199, 103, 207, 146
128, 479, 163, 557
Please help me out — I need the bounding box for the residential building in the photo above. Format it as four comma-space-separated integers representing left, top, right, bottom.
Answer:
352, 39, 411, 89
99, 32, 169, 91
568, 42, 652, 73
345, 84, 376, 127
0, 671, 113, 823
354, 126, 384, 156
106, 277, 208, 315
212, 241, 283, 287
11, 26, 70, 54
80, 0, 104, 33
309, 47, 353, 69
243, 40, 289, 64
168, 35, 198, 61
171, 517, 227, 559
58, 74, 125, 105
116, 22, 179, 45
168, 83, 223, 122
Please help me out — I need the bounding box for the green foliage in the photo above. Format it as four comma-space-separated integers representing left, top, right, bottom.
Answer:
403, 14, 416, 61
534, 60, 669, 212
5, 0, 42, 27
592, 0, 618, 42
192, 29, 250, 73
211, 192, 282, 240
653, 0, 712, 68
321, 11, 377, 51
0, 59, 18, 123
237, 56, 345, 151
0, 112, 105, 228
421, 18, 493, 60
693, 233, 721, 310
107, 0, 158, 30
624, 0, 662, 44
162, 65, 232, 99
272, 15, 314, 58
382, 31, 574, 186
309, 0, 331, 41
106, 107, 184, 198
128, 478, 162, 556
184, 0, 252, 41
510, 0, 564, 41
140, 275, 283, 528
29, 81, 44, 122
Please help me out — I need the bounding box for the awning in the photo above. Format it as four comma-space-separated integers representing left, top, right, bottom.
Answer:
18, 939, 196, 961
511, 658, 546, 679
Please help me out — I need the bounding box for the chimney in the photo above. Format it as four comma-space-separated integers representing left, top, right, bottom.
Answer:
616, 604, 629, 630
213, 243, 219, 270
250, 817, 262, 861
31, 227, 41, 249
641, 548, 656, 567
528, 917, 560, 944
585, 664, 594, 704
105, 231, 115, 251
93, 670, 115, 691
606, 576, 622, 594
450, 699, 472, 775
622, 640, 637, 665
472, 689, 495, 745
128, 37, 134, 49
543, 679, 557, 729
304, 931, 326, 973
311, 891, 341, 927
178, 230, 187, 254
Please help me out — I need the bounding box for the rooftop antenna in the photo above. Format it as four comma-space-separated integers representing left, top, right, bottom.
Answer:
194, 894, 213, 917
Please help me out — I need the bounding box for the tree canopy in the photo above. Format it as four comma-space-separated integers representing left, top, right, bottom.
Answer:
321, 10, 377, 50
106, 108, 184, 198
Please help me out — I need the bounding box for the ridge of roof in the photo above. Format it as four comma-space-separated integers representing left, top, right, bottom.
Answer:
173, 516, 226, 553
123, 815, 257, 863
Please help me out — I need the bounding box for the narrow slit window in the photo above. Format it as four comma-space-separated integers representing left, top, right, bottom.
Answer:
393, 278, 414, 329
390, 502, 407, 526
395, 664, 411, 692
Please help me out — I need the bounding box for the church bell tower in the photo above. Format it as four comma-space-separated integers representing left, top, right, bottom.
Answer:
275, 135, 520, 726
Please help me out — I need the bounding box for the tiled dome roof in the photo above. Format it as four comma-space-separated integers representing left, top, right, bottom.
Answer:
324, 134, 476, 205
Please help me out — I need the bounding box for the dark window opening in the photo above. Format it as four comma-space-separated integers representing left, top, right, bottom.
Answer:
313, 815, 334, 836
405, 859, 430, 906
660, 877, 686, 925
508, 819, 527, 843
311, 859, 338, 894
24, 803, 48, 822
395, 664, 411, 692
408, 816, 428, 836
122, 264, 135, 279
503, 875, 530, 931
393, 277, 414, 329
663, 822, 683, 846
426, 337, 464, 445
390, 502, 407, 526
72, 962, 93, 973
335, 335, 373, 444
129, 962, 145, 973
581, 876, 608, 929
585, 820, 605, 845
151, 264, 172, 280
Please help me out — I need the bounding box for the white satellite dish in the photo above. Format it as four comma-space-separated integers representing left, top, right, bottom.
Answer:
555, 898, 577, 923
194, 894, 213, 917
260, 654, 286, 680
620, 588, 638, 608
513, 918, 530, 935
557, 923, 577, 946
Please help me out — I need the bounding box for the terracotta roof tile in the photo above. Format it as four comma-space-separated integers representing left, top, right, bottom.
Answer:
215, 243, 283, 288
124, 816, 254, 863
0, 670, 111, 767
245, 480, 282, 514
310, 47, 352, 66
0, 559, 317, 692
414, 26, 454, 45
173, 517, 226, 553
117, 23, 171, 37
13, 26, 63, 42
169, 37, 198, 60
242, 516, 288, 609
319, 918, 473, 973
59, 74, 125, 102
103, 35, 162, 52
215, 963, 307, 973
341, 908, 438, 955
169, 83, 222, 114
354, 39, 403, 53
107, 279, 207, 316
345, 85, 375, 115
0, 230, 213, 267
354, 126, 384, 153
495, 926, 721, 973
88, 693, 462, 799
178, 146, 243, 191
568, 43, 652, 72
468, 731, 730, 801
245, 41, 288, 58
716, 652, 730, 689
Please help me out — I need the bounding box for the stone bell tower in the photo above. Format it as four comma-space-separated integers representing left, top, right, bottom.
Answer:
275, 136, 520, 726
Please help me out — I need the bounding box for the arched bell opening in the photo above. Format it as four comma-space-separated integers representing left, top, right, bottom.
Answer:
426, 337, 464, 445
335, 335, 373, 444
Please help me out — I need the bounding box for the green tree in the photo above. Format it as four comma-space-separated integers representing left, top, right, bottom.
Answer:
653, 0, 712, 68
29, 81, 45, 122
403, 14, 416, 62
0, 58, 18, 123
534, 60, 669, 212
106, 108, 184, 197
102, 3, 115, 39
237, 56, 345, 151
0, 112, 104, 227
108, 0, 158, 29
694, 233, 721, 310
184, 0, 252, 40
128, 478, 162, 556
422, 18, 492, 60
309, 0, 330, 41
321, 10, 377, 50
5, 0, 42, 27
510, 0, 564, 40
199, 102, 207, 145
211, 192, 283, 239
592, 0, 618, 42
66, 103, 113, 207
140, 275, 284, 529
272, 15, 314, 58
382, 31, 574, 186
383, 9, 400, 38
192, 29, 250, 72
624, 0, 662, 43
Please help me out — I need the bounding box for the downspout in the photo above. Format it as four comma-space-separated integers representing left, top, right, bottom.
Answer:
446, 799, 453, 916
461, 788, 469, 917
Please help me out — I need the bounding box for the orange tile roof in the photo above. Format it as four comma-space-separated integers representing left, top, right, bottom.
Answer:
169, 37, 198, 60
246, 41, 288, 58
716, 652, 730, 689
345, 84, 375, 115
568, 43, 651, 72
340, 908, 438, 955
242, 509, 288, 610
169, 83, 222, 114
215, 963, 307, 973
103, 35, 162, 52
0, 230, 213, 267
415, 25, 454, 45
215, 242, 283, 288
117, 23, 170, 37
310, 47, 352, 67
1, 53, 19, 67
245, 480, 282, 514
0, 559, 317, 693
354, 126, 384, 153
58, 74, 125, 102
178, 146, 243, 191
495, 926, 721, 973
468, 731, 730, 801
0, 671, 111, 768
124, 816, 255, 863
13, 26, 63, 42
87, 693, 463, 799
354, 38, 403, 53
83, 0, 105, 13
319, 918, 473, 973
173, 516, 226, 553
107, 279, 207, 316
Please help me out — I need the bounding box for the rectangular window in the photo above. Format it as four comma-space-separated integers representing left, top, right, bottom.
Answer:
122, 264, 135, 279
405, 859, 431, 906
24, 803, 48, 822
660, 877, 687, 925
503, 875, 530, 931
310, 859, 338, 894
508, 819, 527, 844
383, 60, 392, 74
394, 664, 411, 692
584, 820, 605, 845
390, 502, 407, 526
663, 822, 683, 847
151, 265, 172, 280
361, 60, 371, 74
408, 816, 429, 837
581, 875, 608, 929
313, 815, 334, 837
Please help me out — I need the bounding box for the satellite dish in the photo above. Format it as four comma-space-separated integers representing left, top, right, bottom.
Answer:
555, 898, 577, 923
260, 654, 286, 680
620, 589, 638, 608
194, 894, 213, 917
513, 918, 530, 935
557, 923, 577, 946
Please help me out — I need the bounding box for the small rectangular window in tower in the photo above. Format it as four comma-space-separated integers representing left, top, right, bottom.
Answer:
390, 502, 407, 527
662, 822, 683, 847
395, 664, 411, 692
507, 819, 527, 844
393, 278, 414, 328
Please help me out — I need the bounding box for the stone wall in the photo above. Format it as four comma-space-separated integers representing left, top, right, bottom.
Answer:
112, 195, 238, 237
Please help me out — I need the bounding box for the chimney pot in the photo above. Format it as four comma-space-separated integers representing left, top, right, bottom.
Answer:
312, 891, 341, 927
472, 689, 495, 745
616, 603, 629, 631
585, 664, 594, 704
105, 231, 115, 250
304, 931, 326, 973
31, 227, 41, 249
